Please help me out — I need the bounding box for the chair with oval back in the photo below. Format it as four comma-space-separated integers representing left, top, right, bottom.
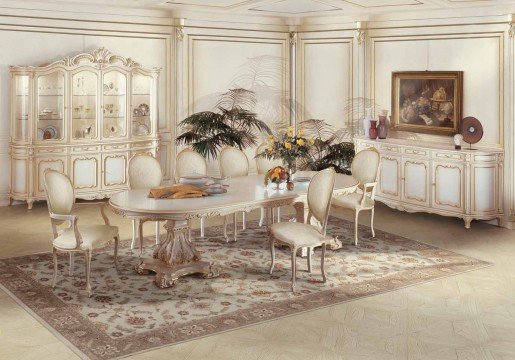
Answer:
219, 146, 250, 241
268, 168, 336, 292
128, 154, 163, 250
331, 148, 381, 245
43, 169, 119, 297
175, 148, 209, 237
255, 143, 283, 226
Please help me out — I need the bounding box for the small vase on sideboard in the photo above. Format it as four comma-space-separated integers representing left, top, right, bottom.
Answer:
369, 120, 378, 139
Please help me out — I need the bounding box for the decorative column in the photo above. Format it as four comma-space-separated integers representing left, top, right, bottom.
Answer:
174, 18, 186, 175
508, 14, 515, 227
355, 21, 367, 134
289, 31, 297, 129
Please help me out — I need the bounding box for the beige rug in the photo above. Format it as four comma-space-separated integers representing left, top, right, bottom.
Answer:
0, 217, 488, 359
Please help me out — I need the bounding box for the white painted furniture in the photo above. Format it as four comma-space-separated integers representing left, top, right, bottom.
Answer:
354, 137, 504, 228
269, 168, 336, 292
219, 146, 249, 238
128, 154, 163, 250
175, 148, 208, 237
43, 169, 119, 297
332, 148, 380, 245
255, 143, 283, 226
109, 174, 358, 288
9, 47, 160, 209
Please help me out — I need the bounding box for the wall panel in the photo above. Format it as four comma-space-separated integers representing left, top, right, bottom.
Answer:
299, 38, 353, 135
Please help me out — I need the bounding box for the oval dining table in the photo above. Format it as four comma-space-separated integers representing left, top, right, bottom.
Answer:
109, 173, 358, 288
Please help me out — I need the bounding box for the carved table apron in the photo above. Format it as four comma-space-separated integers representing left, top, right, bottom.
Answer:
109, 174, 358, 288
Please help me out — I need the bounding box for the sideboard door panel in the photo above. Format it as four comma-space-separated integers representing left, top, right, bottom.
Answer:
402, 158, 429, 206
71, 155, 100, 191
432, 161, 464, 212
472, 165, 497, 214
379, 155, 401, 200
35, 157, 67, 196
102, 152, 128, 189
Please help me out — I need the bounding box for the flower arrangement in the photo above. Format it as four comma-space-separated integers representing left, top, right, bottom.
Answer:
264, 166, 289, 186
259, 126, 313, 173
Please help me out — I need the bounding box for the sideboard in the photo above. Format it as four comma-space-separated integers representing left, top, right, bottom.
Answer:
354, 137, 504, 228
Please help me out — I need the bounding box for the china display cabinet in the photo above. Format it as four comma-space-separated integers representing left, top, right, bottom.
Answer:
9, 48, 161, 209
354, 137, 504, 228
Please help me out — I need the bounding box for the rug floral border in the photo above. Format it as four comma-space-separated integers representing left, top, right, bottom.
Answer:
0, 221, 490, 360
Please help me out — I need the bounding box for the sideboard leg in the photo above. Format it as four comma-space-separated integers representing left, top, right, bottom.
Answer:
27, 200, 34, 210
464, 217, 472, 229
8, 197, 13, 206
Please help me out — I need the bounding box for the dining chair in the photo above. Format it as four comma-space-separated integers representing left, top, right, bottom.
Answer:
128, 154, 163, 250
175, 148, 208, 238
331, 148, 380, 246
43, 169, 119, 297
269, 167, 336, 292
219, 146, 249, 240
255, 143, 283, 226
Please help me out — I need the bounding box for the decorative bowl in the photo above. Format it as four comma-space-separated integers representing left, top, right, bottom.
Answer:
179, 175, 211, 187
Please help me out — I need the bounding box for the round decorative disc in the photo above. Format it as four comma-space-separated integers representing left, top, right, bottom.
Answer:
461, 117, 483, 145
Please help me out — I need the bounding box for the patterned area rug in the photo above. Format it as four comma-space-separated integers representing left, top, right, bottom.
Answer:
0, 217, 488, 359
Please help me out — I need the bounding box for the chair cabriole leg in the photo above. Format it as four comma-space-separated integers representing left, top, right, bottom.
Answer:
354, 210, 360, 246
131, 219, 137, 250
321, 243, 327, 283
51, 247, 58, 288
307, 247, 312, 273
85, 251, 92, 297
242, 212, 246, 230
155, 221, 160, 244
69, 252, 74, 276
114, 236, 120, 272
291, 248, 297, 292
269, 236, 275, 275
259, 208, 265, 227
370, 208, 375, 238
200, 217, 205, 238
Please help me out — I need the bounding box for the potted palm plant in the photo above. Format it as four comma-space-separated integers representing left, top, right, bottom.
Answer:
176, 88, 272, 159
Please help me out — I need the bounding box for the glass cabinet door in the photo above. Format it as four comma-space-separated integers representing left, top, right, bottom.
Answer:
36, 71, 65, 141
102, 71, 127, 138
72, 70, 98, 140
131, 74, 152, 137
13, 75, 30, 141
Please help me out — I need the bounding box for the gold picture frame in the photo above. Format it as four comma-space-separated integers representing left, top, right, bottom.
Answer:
391, 71, 463, 136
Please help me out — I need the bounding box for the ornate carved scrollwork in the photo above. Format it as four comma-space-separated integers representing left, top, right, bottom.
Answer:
176, 26, 185, 41
289, 31, 297, 45
357, 29, 366, 45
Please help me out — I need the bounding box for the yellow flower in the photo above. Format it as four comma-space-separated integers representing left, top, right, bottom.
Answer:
267, 146, 273, 152
288, 126, 294, 131
273, 167, 281, 174
284, 142, 292, 150
271, 173, 279, 179
296, 138, 305, 146
309, 137, 315, 145
298, 129, 304, 137
268, 135, 274, 141
287, 131, 293, 137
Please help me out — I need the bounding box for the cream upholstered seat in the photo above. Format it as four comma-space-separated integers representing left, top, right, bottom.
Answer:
43, 169, 119, 297
255, 143, 283, 226
219, 146, 249, 240
331, 148, 380, 246
175, 148, 208, 238
269, 167, 336, 292
128, 154, 163, 250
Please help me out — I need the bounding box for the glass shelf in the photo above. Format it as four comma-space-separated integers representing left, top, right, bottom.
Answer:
72, 70, 98, 139
37, 71, 65, 141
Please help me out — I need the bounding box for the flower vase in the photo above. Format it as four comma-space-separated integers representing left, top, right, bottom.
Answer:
363, 108, 372, 138
369, 120, 378, 139
377, 110, 389, 139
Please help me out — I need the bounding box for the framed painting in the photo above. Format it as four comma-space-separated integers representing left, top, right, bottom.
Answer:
391, 71, 463, 136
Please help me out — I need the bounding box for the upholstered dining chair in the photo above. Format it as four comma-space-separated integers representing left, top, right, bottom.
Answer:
128, 154, 163, 250
269, 167, 336, 292
331, 148, 380, 246
255, 143, 283, 226
175, 148, 208, 237
43, 169, 119, 297
219, 146, 249, 239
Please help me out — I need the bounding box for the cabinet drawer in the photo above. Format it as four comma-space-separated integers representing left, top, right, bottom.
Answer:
35, 147, 67, 155
71, 145, 99, 153
435, 152, 463, 161
103, 144, 128, 151
380, 144, 400, 153
474, 154, 497, 163
404, 148, 427, 157
131, 141, 154, 149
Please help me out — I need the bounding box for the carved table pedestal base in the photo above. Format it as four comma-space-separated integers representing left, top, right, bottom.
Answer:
135, 219, 219, 288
